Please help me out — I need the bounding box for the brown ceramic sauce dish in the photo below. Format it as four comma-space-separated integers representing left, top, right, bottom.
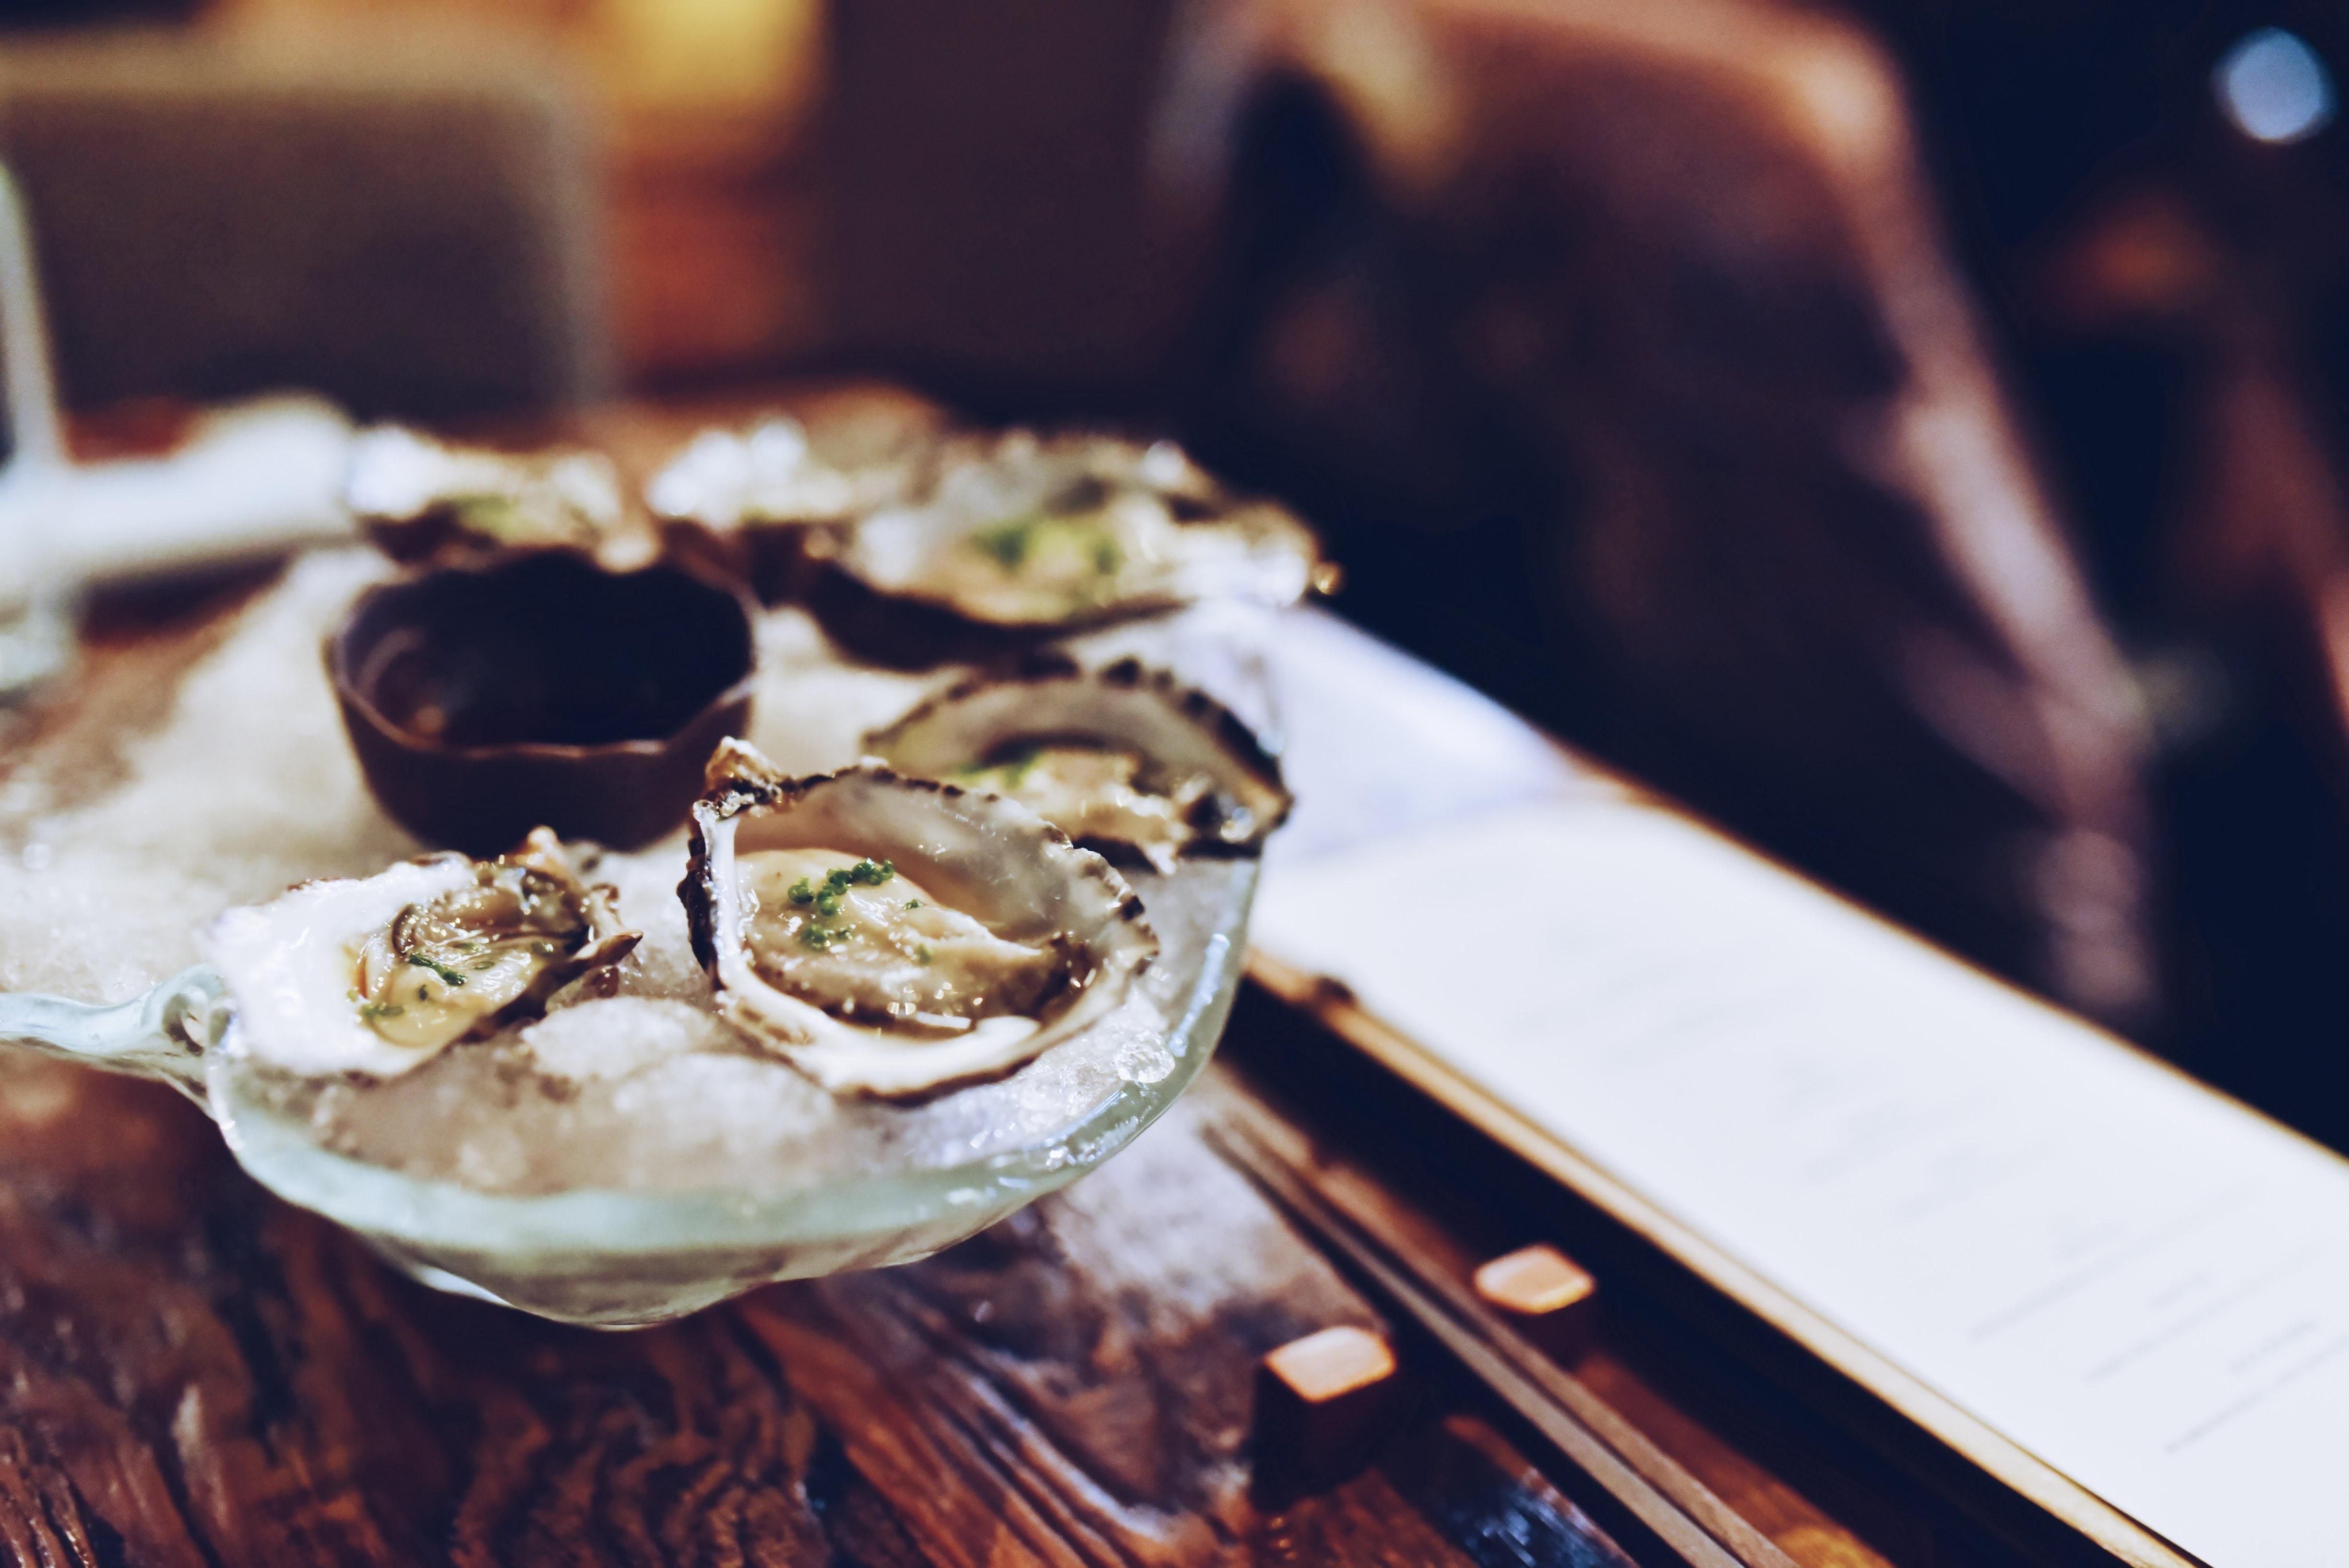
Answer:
330, 554, 757, 854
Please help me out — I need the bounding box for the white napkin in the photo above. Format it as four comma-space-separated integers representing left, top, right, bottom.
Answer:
36, 394, 357, 584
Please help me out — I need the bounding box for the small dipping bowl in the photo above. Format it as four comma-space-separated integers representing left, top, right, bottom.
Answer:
331, 554, 757, 854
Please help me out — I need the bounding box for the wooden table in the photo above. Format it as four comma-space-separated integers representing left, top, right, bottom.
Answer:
0, 395, 2042, 1568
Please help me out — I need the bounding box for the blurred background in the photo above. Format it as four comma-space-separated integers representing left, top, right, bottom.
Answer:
5, 0, 2349, 1146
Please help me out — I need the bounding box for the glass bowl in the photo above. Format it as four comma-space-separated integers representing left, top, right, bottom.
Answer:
0, 539, 1278, 1327
0, 854, 1255, 1327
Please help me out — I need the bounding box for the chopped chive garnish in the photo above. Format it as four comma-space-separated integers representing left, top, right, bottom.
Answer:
798, 919, 853, 951
405, 952, 468, 986
971, 517, 1037, 570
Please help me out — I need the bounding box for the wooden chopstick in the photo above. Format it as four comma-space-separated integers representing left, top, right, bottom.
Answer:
1203, 1105, 1801, 1568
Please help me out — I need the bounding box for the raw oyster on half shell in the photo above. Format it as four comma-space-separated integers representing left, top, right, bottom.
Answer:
204, 830, 640, 1078
835, 431, 1324, 635
647, 417, 911, 536
646, 413, 935, 602
346, 427, 643, 569
680, 739, 1157, 1098
864, 653, 1292, 871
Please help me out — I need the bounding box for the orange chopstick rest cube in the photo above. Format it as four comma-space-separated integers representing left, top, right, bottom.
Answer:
1473, 1244, 1597, 1361
1254, 1325, 1400, 1487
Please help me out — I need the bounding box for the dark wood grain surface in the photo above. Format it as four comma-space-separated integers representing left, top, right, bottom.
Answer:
0, 1045, 1648, 1568
0, 395, 2022, 1567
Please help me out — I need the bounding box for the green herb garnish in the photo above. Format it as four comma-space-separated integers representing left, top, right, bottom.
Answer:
798, 920, 851, 951
405, 952, 468, 987
971, 516, 1038, 571
788, 861, 898, 933
819, 860, 894, 915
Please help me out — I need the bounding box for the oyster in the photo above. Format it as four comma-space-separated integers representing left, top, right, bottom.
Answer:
680, 739, 1157, 1098
204, 829, 640, 1078
832, 431, 1324, 638
647, 415, 928, 602
346, 427, 643, 569
865, 654, 1292, 871
647, 417, 910, 534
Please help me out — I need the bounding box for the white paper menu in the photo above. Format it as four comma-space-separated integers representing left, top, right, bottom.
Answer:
1255, 798, 2349, 1568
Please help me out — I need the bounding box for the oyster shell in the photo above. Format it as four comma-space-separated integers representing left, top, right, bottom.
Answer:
647, 417, 910, 534
346, 427, 643, 569
826, 431, 1323, 646
864, 653, 1292, 871
646, 415, 930, 602
204, 829, 640, 1079
680, 739, 1157, 1098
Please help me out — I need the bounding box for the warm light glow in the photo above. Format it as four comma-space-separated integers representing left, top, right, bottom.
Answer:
593, 0, 823, 114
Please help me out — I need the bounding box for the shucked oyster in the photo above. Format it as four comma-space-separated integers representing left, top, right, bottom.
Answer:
647, 418, 911, 535
834, 431, 1324, 636
681, 739, 1157, 1098
646, 412, 936, 602
865, 654, 1292, 871
204, 830, 640, 1078
346, 427, 643, 569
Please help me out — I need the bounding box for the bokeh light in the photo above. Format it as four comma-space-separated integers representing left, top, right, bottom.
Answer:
2214, 26, 2336, 145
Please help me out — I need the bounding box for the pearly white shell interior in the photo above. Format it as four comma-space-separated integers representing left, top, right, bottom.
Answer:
204, 855, 475, 1079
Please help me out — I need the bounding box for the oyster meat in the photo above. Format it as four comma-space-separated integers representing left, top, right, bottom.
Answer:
647, 416, 931, 602
647, 418, 909, 534
681, 739, 1157, 1097
205, 829, 641, 1078
866, 654, 1292, 871
837, 431, 1324, 632
346, 427, 641, 568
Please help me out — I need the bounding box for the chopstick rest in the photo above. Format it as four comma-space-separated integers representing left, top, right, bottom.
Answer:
1255, 1324, 1401, 1486
1208, 1109, 1794, 1567
1474, 1244, 1597, 1362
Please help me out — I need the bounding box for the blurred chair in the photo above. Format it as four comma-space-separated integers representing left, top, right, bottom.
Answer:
1152, 0, 2161, 1033
0, 25, 609, 420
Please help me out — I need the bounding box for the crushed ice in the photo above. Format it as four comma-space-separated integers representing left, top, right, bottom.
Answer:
0, 549, 1253, 1195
